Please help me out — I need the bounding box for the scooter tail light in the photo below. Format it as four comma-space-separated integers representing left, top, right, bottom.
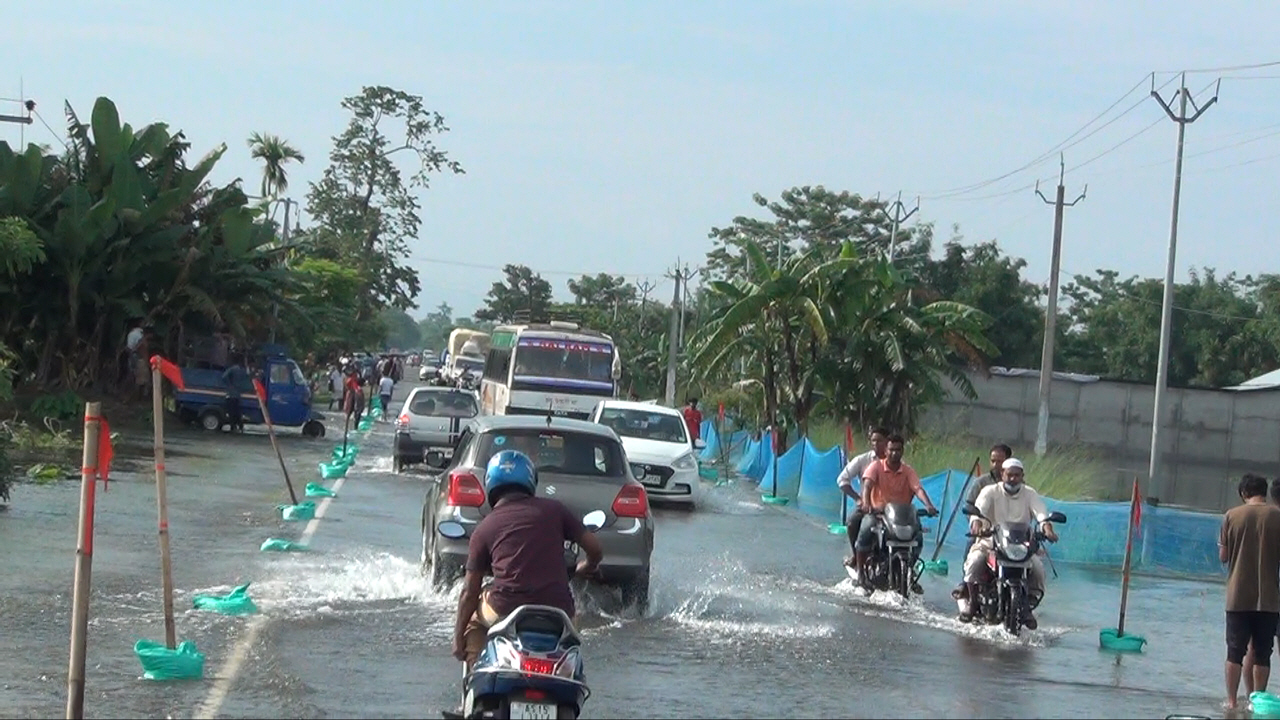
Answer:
520, 656, 556, 675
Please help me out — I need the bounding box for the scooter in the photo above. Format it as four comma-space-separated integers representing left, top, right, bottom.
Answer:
440, 510, 605, 720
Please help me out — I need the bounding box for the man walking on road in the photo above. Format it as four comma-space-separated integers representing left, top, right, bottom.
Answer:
1220, 473, 1280, 710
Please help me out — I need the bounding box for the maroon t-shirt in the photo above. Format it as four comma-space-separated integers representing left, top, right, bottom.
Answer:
466, 495, 586, 617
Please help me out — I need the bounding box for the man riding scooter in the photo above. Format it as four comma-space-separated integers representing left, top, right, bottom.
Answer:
959, 457, 1058, 629
853, 434, 938, 592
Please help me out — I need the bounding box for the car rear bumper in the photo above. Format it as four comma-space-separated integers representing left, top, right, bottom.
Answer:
395, 432, 454, 462
434, 516, 653, 582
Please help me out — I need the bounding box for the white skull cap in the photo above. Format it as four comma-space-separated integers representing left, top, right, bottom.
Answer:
1002, 457, 1024, 471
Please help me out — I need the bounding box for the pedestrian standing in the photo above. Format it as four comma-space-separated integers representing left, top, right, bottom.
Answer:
1220, 473, 1280, 710
1241, 478, 1280, 694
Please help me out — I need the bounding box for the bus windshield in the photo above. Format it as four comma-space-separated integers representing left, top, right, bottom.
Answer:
512, 338, 614, 384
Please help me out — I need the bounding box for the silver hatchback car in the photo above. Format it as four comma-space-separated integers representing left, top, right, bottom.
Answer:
420, 415, 656, 611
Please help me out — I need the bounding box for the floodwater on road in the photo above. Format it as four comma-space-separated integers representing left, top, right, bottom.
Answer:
0, 383, 1232, 718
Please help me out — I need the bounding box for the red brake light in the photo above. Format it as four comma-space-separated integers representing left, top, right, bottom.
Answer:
447, 470, 485, 507
611, 483, 648, 518
520, 657, 556, 675
396, 413, 410, 427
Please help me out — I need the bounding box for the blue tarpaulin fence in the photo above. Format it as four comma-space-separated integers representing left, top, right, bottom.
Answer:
698, 419, 1224, 579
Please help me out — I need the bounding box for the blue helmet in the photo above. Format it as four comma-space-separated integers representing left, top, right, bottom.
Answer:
484, 450, 537, 506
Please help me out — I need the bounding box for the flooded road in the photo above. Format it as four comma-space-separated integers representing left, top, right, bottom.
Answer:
0, 382, 1230, 718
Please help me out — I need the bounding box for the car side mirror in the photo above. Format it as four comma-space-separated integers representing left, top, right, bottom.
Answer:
693, 438, 706, 450
425, 450, 449, 469
582, 510, 606, 531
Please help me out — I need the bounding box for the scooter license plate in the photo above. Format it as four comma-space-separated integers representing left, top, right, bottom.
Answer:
509, 701, 556, 719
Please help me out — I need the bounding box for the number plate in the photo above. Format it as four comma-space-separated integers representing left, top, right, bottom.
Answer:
510, 701, 556, 719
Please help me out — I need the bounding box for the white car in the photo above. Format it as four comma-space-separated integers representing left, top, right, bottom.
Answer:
588, 399, 705, 507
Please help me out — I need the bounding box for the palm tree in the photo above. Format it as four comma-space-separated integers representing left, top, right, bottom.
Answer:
247, 132, 305, 199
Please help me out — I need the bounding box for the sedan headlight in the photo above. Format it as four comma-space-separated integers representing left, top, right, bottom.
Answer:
673, 453, 697, 471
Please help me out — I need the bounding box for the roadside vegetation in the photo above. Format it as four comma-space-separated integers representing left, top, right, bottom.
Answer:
4, 87, 1276, 503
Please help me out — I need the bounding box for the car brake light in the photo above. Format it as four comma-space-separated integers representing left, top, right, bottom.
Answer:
520, 656, 556, 675
396, 413, 410, 427
611, 483, 648, 518
447, 470, 485, 507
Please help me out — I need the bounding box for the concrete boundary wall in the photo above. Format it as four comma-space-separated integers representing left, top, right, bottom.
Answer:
918, 369, 1280, 512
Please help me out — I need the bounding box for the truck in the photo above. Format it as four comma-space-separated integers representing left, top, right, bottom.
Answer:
442, 328, 491, 385
171, 342, 327, 437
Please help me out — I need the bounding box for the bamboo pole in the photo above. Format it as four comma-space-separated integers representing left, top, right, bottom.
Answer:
152, 364, 177, 649
65, 402, 101, 719
1117, 476, 1139, 636
254, 383, 299, 505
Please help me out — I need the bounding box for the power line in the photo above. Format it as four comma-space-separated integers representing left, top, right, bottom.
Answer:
413, 255, 666, 280
1154, 60, 1280, 75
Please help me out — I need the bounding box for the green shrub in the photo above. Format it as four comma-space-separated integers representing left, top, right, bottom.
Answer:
804, 418, 1114, 501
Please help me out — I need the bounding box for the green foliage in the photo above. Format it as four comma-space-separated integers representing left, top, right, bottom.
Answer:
29, 391, 82, 422
474, 264, 554, 322
805, 419, 1116, 501
303, 85, 464, 319
380, 307, 422, 350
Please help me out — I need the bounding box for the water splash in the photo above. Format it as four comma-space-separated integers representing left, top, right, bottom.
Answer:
801, 576, 1069, 648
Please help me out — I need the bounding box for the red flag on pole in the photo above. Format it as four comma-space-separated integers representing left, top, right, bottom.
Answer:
253, 377, 268, 405
150, 355, 185, 390
845, 424, 855, 453
717, 402, 725, 422
1131, 477, 1142, 532
97, 418, 113, 491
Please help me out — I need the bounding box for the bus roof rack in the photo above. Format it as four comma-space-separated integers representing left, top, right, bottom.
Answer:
512, 308, 582, 325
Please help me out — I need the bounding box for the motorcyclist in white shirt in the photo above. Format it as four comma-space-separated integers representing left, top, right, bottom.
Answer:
961, 457, 1058, 629
836, 427, 889, 568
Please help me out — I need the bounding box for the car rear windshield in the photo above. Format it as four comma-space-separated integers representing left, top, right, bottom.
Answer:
475, 429, 624, 479
597, 407, 688, 443
409, 391, 478, 418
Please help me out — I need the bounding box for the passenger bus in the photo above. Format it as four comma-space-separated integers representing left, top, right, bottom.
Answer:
479, 321, 621, 420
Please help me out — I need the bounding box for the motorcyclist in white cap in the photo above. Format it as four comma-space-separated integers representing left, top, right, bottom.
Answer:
960, 457, 1058, 628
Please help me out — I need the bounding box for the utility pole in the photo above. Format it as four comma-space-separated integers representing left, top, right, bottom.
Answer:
0, 98, 34, 128
1032, 155, 1087, 458
885, 191, 920, 261
268, 197, 296, 345
637, 279, 656, 314
1147, 73, 1219, 502
676, 263, 697, 351
663, 265, 681, 407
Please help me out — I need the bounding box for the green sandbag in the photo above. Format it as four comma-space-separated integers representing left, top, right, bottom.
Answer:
278, 501, 316, 521
371, 395, 383, 411
305, 482, 337, 498
358, 421, 373, 433
319, 461, 349, 479
192, 583, 259, 615
134, 639, 205, 680
261, 537, 308, 552
1099, 627, 1147, 652
332, 445, 359, 462
1252, 691, 1280, 718
698, 465, 719, 481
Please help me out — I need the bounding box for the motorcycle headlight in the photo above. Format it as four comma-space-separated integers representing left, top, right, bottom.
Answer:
1003, 544, 1030, 561
673, 453, 697, 470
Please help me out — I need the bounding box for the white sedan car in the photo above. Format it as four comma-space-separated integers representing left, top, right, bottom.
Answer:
588, 399, 705, 507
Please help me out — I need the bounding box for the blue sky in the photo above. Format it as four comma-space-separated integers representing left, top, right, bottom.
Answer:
3, 1, 1279, 320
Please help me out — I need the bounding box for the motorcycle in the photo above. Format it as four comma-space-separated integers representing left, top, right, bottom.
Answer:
958, 504, 1067, 635
844, 502, 936, 599
439, 509, 605, 720
458, 370, 480, 392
